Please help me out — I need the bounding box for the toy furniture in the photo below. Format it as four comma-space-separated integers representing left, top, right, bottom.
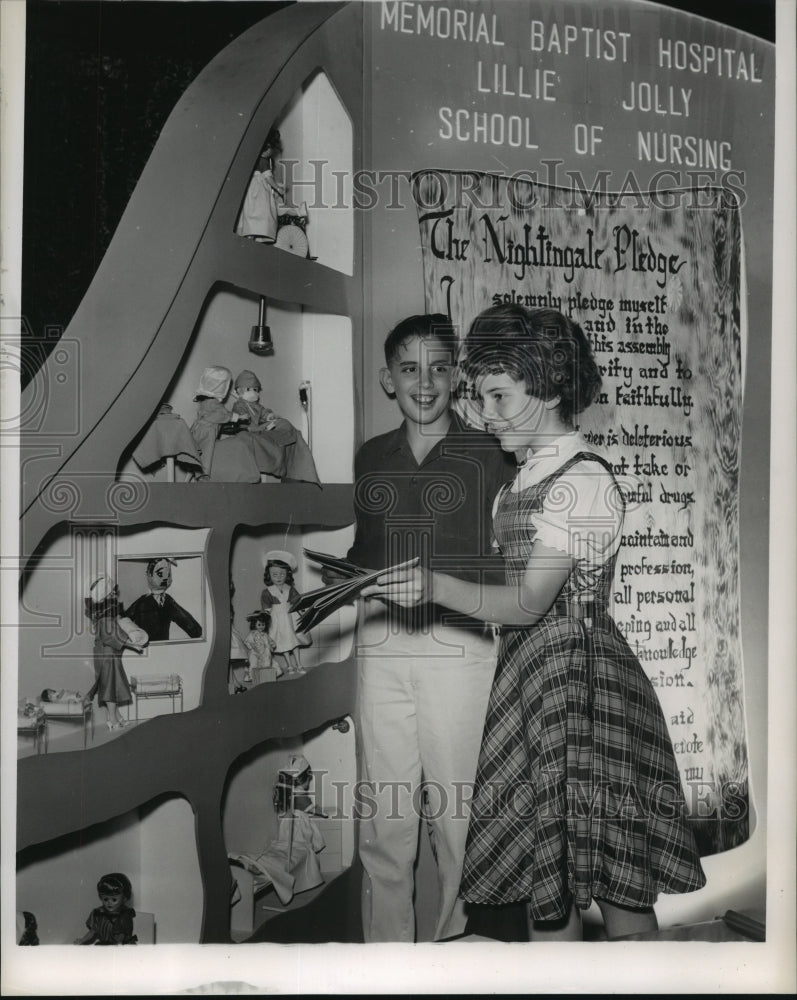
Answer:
129, 674, 184, 721
39, 700, 94, 749
17, 705, 47, 755
132, 408, 204, 482
133, 910, 156, 944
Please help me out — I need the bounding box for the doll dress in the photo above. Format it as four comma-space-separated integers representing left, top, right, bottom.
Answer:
231, 398, 294, 478
190, 397, 261, 482
85, 905, 137, 944
244, 629, 273, 671
236, 168, 283, 241
460, 451, 706, 919
90, 616, 133, 708
261, 585, 301, 654
231, 398, 321, 486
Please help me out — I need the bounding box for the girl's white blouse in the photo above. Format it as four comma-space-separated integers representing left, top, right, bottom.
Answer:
492, 432, 624, 566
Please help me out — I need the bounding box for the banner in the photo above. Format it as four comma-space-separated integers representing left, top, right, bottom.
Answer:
416, 170, 747, 853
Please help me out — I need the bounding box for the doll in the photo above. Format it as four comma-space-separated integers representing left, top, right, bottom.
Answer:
40, 688, 87, 704
232, 370, 320, 486
244, 609, 282, 682
126, 557, 201, 641
84, 575, 145, 730
17, 911, 39, 946
75, 873, 138, 945
235, 128, 285, 242
231, 370, 286, 436
189, 366, 248, 479
260, 550, 311, 676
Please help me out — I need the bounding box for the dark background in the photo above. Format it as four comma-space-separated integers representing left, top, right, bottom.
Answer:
19, 0, 776, 385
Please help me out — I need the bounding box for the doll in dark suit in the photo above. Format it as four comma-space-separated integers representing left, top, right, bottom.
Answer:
126, 557, 202, 641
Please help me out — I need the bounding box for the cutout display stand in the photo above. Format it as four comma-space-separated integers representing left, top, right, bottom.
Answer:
17, 3, 362, 946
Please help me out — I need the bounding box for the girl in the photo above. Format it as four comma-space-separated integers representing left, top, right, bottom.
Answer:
364, 305, 706, 941
260, 551, 309, 676
84, 575, 145, 730
75, 873, 137, 945
244, 609, 282, 682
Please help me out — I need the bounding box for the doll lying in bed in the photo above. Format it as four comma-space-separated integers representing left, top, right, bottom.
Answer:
40, 688, 88, 704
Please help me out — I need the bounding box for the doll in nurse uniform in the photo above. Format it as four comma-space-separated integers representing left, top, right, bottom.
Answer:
231, 369, 296, 478
189, 365, 248, 479
260, 551, 310, 676
236, 128, 285, 243
84, 576, 145, 730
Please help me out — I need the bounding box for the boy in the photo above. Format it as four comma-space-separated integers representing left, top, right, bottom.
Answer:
346, 314, 514, 942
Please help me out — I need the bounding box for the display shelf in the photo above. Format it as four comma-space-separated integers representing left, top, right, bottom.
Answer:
115, 483, 354, 529
19, 1, 363, 559
17, 1, 365, 945
214, 241, 355, 315
18, 657, 356, 851
17, 793, 201, 945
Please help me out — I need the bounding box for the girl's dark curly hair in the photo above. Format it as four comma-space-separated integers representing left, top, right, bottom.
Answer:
462, 304, 602, 424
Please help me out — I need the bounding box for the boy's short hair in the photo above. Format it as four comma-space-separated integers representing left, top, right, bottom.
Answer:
383, 314, 459, 366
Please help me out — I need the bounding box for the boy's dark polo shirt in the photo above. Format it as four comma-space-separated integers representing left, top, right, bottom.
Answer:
348, 413, 515, 628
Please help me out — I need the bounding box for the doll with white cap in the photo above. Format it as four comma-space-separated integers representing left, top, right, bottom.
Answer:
84, 575, 146, 730
260, 550, 311, 676
189, 365, 248, 479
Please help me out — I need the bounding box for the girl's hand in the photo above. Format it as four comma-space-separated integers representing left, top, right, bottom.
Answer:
360, 558, 429, 607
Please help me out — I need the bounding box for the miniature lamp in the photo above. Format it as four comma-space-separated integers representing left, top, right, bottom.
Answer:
248, 296, 274, 356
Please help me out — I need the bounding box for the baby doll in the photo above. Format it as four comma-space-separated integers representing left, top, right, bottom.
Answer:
235, 127, 285, 242
189, 366, 248, 479
260, 550, 311, 676
84, 575, 145, 730
40, 688, 86, 704
75, 873, 138, 945
244, 609, 282, 682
